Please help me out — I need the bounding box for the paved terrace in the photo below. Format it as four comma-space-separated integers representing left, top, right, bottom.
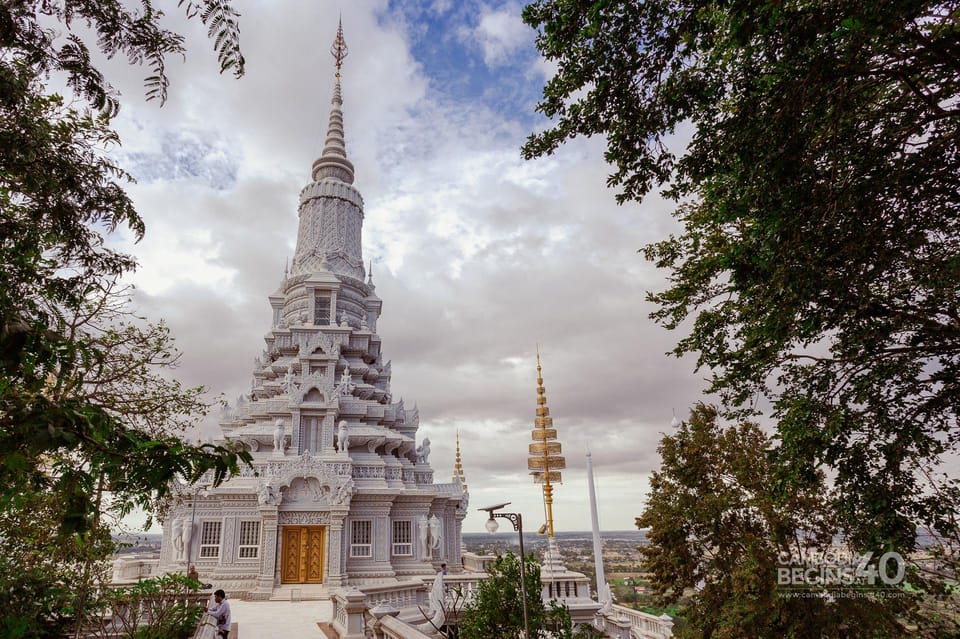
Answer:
228, 599, 333, 638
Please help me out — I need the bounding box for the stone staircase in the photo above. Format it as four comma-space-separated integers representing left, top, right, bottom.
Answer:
269, 584, 331, 601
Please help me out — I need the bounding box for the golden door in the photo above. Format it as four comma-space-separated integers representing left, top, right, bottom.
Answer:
280, 526, 325, 584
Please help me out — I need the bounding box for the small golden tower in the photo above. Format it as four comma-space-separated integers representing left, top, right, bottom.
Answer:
528, 346, 565, 538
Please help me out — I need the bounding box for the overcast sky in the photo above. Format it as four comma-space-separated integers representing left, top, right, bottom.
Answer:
98, 0, 711, 533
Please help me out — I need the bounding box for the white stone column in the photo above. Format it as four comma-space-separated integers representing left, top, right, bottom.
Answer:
327, 513, 346, 586
219, 517, 237, 566
255, 507, 279, 597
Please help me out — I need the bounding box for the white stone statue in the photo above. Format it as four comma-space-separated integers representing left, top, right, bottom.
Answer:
273, 418, 286, 454
258, 481, 281, 506
416, 438, 431, 464
418, 515, 430, 558
298, 310, 308, 324
338, 366, 354, 396
282, 365, 296, 394
428, 514, 442, 554
180, 517, 193, 562
333, 478, 354, 505
340, 311, 349, 327
427, 571, 445, 628
171, 517, 184, 561
337, 420, 350, 453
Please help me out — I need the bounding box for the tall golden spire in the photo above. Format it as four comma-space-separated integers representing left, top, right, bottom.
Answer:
528, 346, 565, 538
452, 430, 467, 491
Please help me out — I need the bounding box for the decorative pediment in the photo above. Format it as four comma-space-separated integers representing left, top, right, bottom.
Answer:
298, 331, 338, 358
255, 453, 355, 507
297, 372, 336, 406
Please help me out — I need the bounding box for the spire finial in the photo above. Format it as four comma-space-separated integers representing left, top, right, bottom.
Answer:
331, 16, 348, 81
367, 260, 373, 285
312, 19, 355, 184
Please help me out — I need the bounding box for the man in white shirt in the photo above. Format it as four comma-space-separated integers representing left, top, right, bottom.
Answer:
208, 589, 231, 639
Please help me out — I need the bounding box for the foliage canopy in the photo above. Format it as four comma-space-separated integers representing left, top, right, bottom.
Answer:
523, 0, 960, 632
458, 551, 604, 639
1, 0, 248, 635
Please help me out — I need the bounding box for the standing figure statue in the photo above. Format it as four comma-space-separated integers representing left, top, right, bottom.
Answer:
418, 515, 431, 558
338, 365, 354, 396
416, 438, 431, 464
273, 418, 286, 454
180, 517, 193, 563
428, 514, 442, 555
171, 517, 184, 561
337, 420, 350, 453
282, 365, 296, 394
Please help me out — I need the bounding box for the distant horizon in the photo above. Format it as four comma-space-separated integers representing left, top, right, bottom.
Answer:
117, 528, 648, 540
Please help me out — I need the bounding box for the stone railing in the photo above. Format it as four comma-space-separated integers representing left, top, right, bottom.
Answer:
461, 551, 494, 573
331, 574, 487, 639
193, 612, 220, 639
332, 589, 367, 639
595, 604, 674, 639
374, 615, 434, 639
111, 554, 161, 584
443, 573, 486, 606
360, 580, 429, 610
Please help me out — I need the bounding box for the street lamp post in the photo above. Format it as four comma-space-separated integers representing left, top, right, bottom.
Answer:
480, 503, 530, 639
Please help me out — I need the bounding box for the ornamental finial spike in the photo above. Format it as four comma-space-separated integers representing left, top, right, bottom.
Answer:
312, 19, 355, 184
452, 430, 468, 492
331, 16, 348, 79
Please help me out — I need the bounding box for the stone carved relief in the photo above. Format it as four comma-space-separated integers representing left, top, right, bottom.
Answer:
238, 456, 351, 481
222, 518, 237, 562
171, 518, 184, 561
385, 467, 401, 480
284, 477, 327, 504
428, 515, 442, 557
352, 465, 385, 479
279, 511, 333, 526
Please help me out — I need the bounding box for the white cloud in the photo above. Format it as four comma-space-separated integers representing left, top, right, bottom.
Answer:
469, 3, 533, 68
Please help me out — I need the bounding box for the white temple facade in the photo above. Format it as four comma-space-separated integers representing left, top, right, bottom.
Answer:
157, 23, 467, 599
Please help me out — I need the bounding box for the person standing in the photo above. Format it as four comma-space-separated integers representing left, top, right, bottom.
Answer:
208, 589, 231, 639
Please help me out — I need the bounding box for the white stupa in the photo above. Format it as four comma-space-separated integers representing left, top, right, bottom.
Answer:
156, 21, 467, 600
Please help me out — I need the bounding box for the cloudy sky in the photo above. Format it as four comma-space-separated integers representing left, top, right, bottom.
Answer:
98, 0, 710, 533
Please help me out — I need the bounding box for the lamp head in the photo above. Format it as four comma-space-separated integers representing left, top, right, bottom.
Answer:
485, 517, 500, 534
478, 502, 510, 514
